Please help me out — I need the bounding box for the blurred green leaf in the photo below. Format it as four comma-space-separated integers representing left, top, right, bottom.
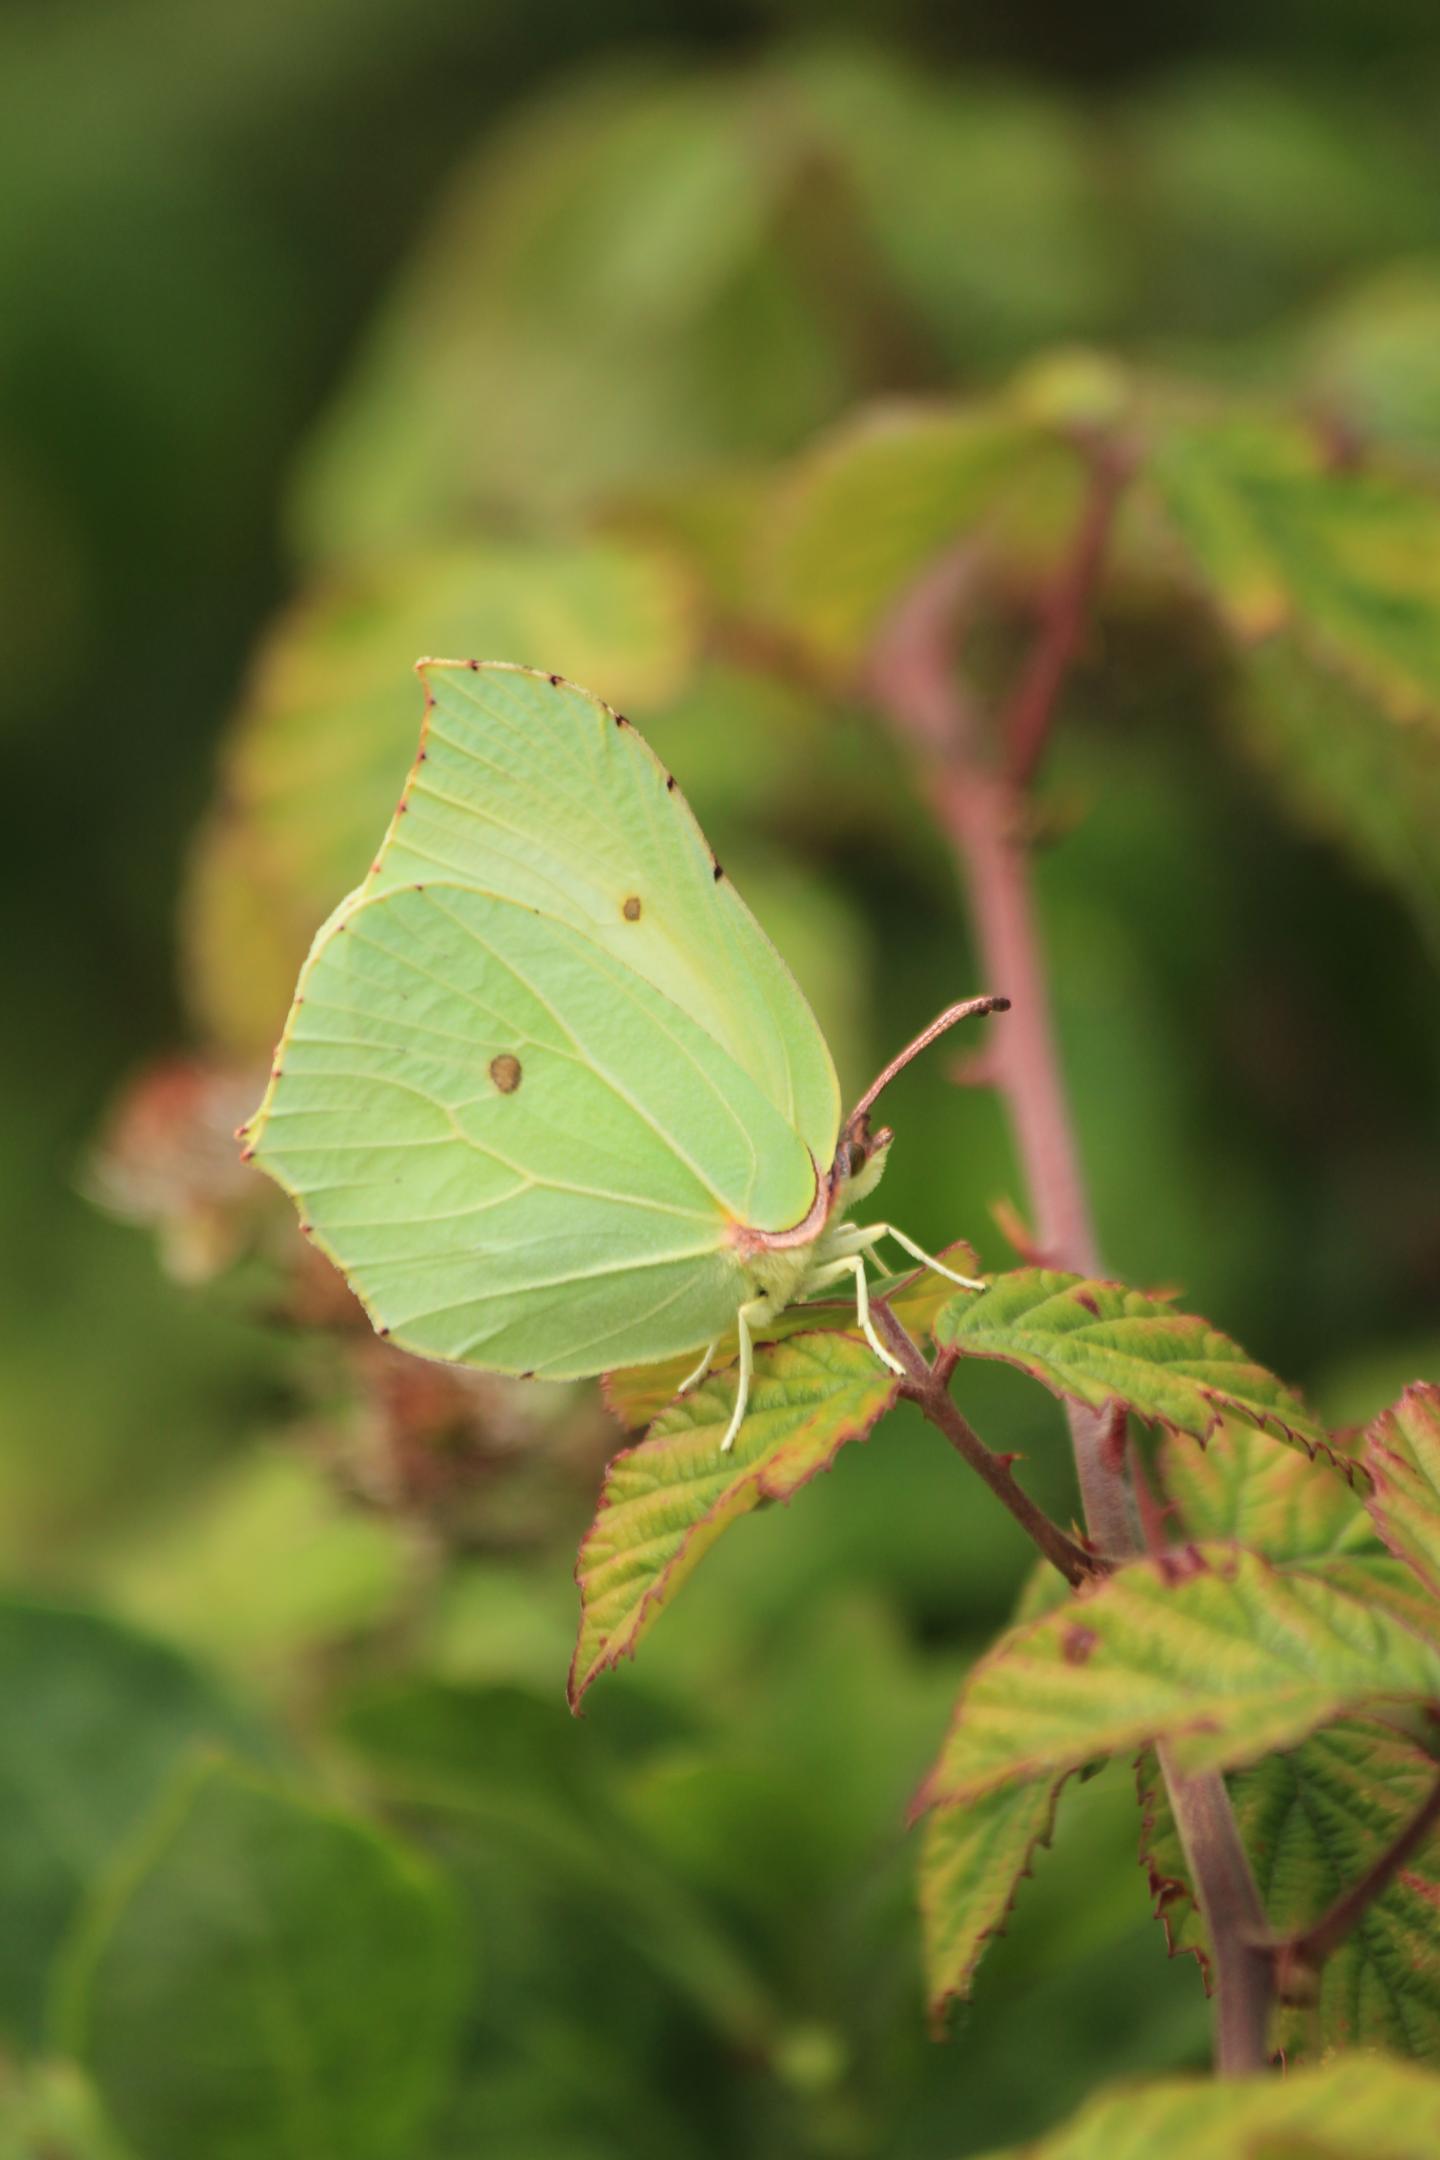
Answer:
293, 66, 851, 555
1140, 1717, 1440, 2062
185, 536, 695, 1054
1124, 70, 1435, 334
790, 47, 1122, 364
919, 1774, 1066, 2027
763, 398, 1071, 673
1144, 404, 1440, 941
0, 2059, 127, 2160
982, 2049, 1440, 2159
571, 1331, 900, 1704
1301, 262, 1440, 466
1365, 1383, 1440, 1600
1147, 407, 1440, 716
0, 1601, 274, 2046
339, 1677, 776, 2053
938, 1269, 1333, 1463
1225, 633, 1440, 948
97, 1447, 409, 1677
918, 1544, 1440, 1810
60, 1761, 461, 2160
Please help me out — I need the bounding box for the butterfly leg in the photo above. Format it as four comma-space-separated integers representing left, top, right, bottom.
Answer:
720, 1298, 770, 1454
677, 1339, 718, 1396
804, 1255, 906, 1379
869, 1225, 986, 1292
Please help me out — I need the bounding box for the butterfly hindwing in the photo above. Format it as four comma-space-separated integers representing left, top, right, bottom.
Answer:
250, 880, 819, 1376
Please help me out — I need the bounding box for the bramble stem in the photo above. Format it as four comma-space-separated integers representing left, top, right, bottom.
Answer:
873, 1302, 1101, 1590
1003, 445, 1132, 792
869, 460, 1274, 2077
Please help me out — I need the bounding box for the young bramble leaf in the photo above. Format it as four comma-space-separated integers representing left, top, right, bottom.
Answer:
1139, 1719, 1440, 2061
979, 2049, 1440, 2160
602, 1244, 978, 1432
919, 1774, 1067, 2028
936, 1269, 1335, 1464
917, 1544, 1440, 1813
1365, 1382, 1440, 1600
571, 1332, 900, 1706
1156, 1417, 1375, 1562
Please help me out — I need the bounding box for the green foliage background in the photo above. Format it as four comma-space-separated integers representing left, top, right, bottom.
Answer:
3, 0, 1440, 2154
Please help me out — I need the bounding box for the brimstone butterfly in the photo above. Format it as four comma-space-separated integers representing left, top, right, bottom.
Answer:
241, 661, 1006, 1450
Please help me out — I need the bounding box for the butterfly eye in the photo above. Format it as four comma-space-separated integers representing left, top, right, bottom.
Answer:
489, 1053, 522, 1094
622, 895, 642, 922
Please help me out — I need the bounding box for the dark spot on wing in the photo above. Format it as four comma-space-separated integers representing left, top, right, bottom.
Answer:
548, 672, 562, 686
490, 1053, 522, 1094
467, 658, 479, 671
665, 773, 676, 791
622, 895, 642, 921
712, 861, 725, 881
615, 711, 629, 728
519, 1369, 534, 1380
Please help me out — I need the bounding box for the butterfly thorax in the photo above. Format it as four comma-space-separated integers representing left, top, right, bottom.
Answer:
739, 1126, 894, 1308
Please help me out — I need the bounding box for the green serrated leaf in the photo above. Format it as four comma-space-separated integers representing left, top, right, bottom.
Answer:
937, 1269, 1334, 1464
919, 1775, 1066, 2026
1157, 1417, 1374, 1561
59, 1760, 462, 2160
571, 1332, 900, 1704
1142, 1718, 1440, 2063
918, 1544, 1440, 1811
1365, 1383, 1440, 1600
0, 1600, 276, 2045
982, 2050, 1440, 2160
602, 1244, 976, 1432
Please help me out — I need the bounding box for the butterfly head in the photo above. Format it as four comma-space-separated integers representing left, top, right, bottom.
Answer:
829, 1112, 893, 1212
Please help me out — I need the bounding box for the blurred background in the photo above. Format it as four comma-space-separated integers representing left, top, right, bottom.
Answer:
3, 0, 1440, 2155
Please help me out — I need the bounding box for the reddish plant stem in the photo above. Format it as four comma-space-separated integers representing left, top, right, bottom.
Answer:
873, 1302, 1100, 1590
869, 472, 1274, 2076
1004, 445, 1133, 792
1272, 1770, 1440, 1991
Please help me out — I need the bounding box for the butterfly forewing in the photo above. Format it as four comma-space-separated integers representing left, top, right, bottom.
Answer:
364, 662, 841, 1168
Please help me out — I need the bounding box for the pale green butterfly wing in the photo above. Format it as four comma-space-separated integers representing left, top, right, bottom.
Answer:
245, 664, 840, 1375
362, 660, 841, 1161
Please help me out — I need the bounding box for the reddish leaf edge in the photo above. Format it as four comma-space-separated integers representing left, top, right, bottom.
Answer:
944, 1271, 1361, 1483
1135, 1749, 1214, 1996
910, 1540, 1440, 1820
923, 1770, 1072, 2038
1363, 1381, 1440, 1598
570, 1330, 902, 1711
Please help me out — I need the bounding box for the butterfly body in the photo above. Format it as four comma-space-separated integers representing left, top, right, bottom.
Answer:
242, 662, 996, 1449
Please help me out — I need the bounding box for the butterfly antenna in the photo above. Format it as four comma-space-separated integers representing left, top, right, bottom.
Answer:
847, 995, 1010, 1129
